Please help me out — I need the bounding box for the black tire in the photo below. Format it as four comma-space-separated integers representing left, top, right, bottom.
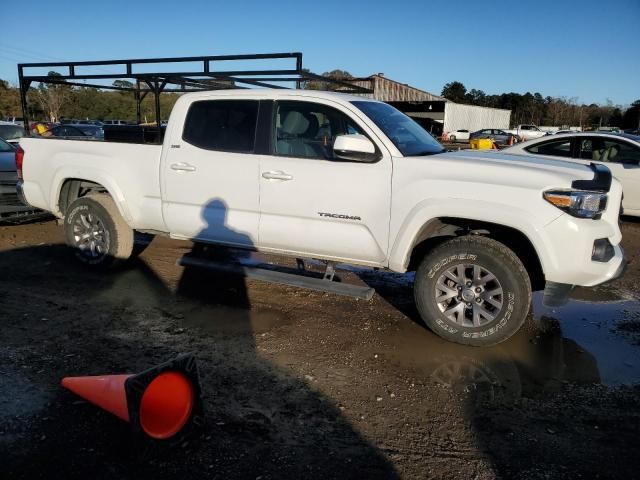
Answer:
414, 236, 532, 347
449, 135, 456, 142
64, 194, 134, 267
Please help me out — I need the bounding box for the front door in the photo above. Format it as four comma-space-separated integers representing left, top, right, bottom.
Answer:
258, 99, 392, 266
162, 99, 261, 247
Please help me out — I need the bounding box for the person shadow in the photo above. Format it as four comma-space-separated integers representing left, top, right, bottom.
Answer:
171, 198, 400, 479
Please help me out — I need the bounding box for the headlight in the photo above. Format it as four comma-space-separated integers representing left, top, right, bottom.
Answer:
543, 190, 608, 219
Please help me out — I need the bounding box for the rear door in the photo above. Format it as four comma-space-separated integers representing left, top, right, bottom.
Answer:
162, 99, 261, 246
577, 137, 640, 212
257, 99, 392, 265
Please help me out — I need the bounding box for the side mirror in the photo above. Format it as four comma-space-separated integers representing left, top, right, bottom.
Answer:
333, 134, 380, 163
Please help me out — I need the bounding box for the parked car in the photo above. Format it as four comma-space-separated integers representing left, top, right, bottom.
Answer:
42, 124, 104, 139
17, 90, 625, 347
30, 121, 54, 135
3, 116, 25, 127
0, 138, 40, 220
0, 121, 25, 144
504, 132, 640, 216
553, 129, 580, 135
445, 129, 470, 142
470, 128, 518, 146
102, 119, 129, 126
504, 124, 551, 141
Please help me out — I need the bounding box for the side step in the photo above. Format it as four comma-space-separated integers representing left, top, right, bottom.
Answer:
177, 256, 375, 300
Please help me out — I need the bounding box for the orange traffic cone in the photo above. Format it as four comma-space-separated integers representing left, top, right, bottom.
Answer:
62, 354, 203, 441
507, 135, 515, 146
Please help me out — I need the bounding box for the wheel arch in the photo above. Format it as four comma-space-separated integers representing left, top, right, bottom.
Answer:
55, 176, 131, 224
405, 217, 545, 291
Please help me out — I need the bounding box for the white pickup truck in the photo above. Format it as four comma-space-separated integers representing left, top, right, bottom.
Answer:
17, 90, 626, 346
505, 124, 551, 141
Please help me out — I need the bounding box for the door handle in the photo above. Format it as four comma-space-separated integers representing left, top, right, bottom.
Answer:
170, 162, 196, 172
262, 171, 293, 181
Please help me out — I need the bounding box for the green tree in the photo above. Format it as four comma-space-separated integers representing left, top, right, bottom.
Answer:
303, 69, 354, 91
464, 88, 486, 106
441, 81, 467, 102
622, 100, 640, 129
112, 80, 134, 89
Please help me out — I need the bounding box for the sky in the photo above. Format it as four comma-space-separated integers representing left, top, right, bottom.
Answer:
1, 0, 638, 106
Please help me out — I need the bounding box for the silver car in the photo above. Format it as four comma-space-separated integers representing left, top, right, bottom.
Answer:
469, 128, 517, 146
0, 138, 40, 220
0, 122, 25, 145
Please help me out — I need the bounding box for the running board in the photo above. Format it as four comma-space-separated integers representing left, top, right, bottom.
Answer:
177, 256, 375, 300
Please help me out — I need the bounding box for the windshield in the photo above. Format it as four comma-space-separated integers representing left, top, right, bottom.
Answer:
352, 101, 445, 156
0, 124, 24, 141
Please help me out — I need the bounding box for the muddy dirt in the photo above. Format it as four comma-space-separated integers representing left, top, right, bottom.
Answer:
1, 219, 639, 479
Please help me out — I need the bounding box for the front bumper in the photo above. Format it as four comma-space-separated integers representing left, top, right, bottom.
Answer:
542, 249, 629, 307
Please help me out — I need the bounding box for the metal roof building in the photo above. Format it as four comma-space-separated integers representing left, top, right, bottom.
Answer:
345, 74, 511, 136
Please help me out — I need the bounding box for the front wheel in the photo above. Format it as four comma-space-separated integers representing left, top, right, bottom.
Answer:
414, 236, 532, 347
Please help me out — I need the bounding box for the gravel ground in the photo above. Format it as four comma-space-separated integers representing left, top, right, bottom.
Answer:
1, 219, 639, 479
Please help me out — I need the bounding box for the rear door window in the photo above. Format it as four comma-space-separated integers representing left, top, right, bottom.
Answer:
525, 138, 572, 158
183, 100, 259, 153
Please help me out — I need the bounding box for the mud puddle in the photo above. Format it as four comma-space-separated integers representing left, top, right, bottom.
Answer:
358, 269, 640, 403
534, 288, 640, 385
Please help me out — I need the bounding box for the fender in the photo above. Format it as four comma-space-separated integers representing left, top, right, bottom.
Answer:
388, 197, 561, 275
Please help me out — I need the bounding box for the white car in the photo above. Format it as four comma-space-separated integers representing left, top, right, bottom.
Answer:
17, 90, 626, 347
504, 124, 550, 141
446, 129, 470, 142
504, 132, 640, 217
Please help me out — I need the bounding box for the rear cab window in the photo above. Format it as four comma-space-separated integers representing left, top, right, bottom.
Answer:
182, 100, 259, 153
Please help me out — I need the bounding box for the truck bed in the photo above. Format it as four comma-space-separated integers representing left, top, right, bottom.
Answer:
19, 137, 165, 230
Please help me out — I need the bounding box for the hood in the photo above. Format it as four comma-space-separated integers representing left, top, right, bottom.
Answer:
431, 149, 596, 188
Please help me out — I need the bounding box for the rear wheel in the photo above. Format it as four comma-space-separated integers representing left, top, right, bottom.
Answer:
64, 194, 134, 267
414, 236, 532, 347
449, 135, 456, 142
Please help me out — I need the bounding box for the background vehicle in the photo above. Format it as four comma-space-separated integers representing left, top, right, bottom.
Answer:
445, 129, 470, 142
0, 138, 40, 220
17, 90, 626, 347
470, 128, 518, 146
553, 129, 580, 135
42, 124, 104, 139
504, 132, 640, 216
3, 117, 25, 127
505, 124, 550, 141
102, 120, 129, 126
0, 122, 25, 144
